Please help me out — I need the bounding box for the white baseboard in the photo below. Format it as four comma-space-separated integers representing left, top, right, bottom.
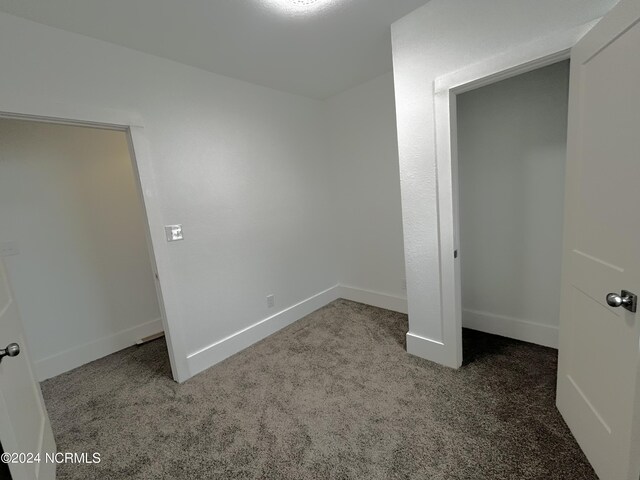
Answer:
406, 332, 461, 368
186, 284, 409, 379
186, 285, 341, 378
338, 285, 408, 314
34, 317, 164, 381
462, 308, 558, 348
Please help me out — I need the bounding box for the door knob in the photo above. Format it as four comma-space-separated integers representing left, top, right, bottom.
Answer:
0, 343, 20, 363
606, 290, 637, 313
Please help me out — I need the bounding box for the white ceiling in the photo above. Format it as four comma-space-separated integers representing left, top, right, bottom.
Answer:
0, 0, 432, 99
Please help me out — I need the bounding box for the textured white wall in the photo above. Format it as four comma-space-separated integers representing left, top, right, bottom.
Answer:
0, 1, 614, 380
0, 12, 336, 381
457, 61, 569, 345
326, 72, 406, 304
0, 120, 161, 377
391, 0, 618, 364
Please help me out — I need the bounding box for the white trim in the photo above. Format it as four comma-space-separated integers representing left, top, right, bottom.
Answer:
406, 332, 455, 365
0, 95, 144, 130
186, 285, 410, 378
125, 126, 188, 382
462, 309, 559, 349
432, 19, 598, 366
434, 21, 598, 95
34, 318, 164, 381
187, 285, 341, 377
338, 285, 408, 314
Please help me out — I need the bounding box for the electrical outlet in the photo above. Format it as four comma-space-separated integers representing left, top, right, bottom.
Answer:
266, 295, 275, 308
401, 278, 407, 291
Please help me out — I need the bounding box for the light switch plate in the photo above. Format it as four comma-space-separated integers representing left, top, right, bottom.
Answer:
165, 225, 184, 242
0, 241, 20, 257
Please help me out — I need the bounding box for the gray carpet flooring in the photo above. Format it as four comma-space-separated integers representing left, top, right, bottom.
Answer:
41, 299, 596, 479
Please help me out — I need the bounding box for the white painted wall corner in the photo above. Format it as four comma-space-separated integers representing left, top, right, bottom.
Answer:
186, 284, 409, 378
186, 285, 341, 377
462, 309, 558, 349
338, 285, 408, 314
34, 317, 164, 381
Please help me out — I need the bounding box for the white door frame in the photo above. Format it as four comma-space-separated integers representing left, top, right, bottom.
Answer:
0, 100, 189, 382
432, 21, 598, 366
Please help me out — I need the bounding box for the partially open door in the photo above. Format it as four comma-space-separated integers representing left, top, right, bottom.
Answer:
0, 259, 55, 480
556, 1, 640, 479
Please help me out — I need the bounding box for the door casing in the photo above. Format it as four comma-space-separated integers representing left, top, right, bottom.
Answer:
430, 20, 597, 368
0, 107, 189, 382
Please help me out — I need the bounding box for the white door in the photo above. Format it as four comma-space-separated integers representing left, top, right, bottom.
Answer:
0, 259, 55, 480
556, 1, 640, 479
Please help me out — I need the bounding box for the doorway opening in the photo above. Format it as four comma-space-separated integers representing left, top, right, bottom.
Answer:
0, 117, 172, 381
454, 60, 570, 359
